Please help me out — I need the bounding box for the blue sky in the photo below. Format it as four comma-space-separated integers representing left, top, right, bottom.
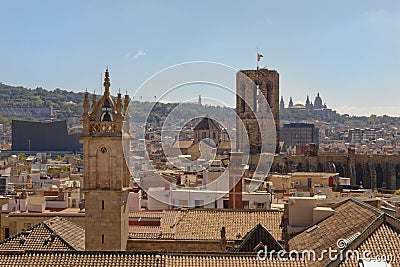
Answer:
1, 1, 399, 116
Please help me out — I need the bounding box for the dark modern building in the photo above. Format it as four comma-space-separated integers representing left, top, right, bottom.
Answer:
280, 123, 319, 147
11, 120, 81, 152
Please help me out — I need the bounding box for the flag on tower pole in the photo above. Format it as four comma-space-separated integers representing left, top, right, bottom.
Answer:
257, 53, 263, 62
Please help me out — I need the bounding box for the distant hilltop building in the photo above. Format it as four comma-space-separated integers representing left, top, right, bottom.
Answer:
280, 93, 337, 119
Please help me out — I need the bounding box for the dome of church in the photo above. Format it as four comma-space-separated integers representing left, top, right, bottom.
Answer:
314, 93, 323, 109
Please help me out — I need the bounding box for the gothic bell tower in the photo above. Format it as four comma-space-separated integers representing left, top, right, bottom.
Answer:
81, 68, 131, 250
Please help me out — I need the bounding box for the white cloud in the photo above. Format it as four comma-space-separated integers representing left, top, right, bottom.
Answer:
134, 50, 146, 59
363, 9, 386, 18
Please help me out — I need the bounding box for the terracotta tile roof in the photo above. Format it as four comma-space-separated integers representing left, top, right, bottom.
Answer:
128, 209, 283, 242
289, 198, 383, 267
0, 251, 308, 266
129, 226, 175, 239
43, 217, 85, 250
174, 209, 283, 241
163, 254, 307, 266
129, 210, 181, 239
129, 211, 165, 218
338, 215, 400, 266
0, 217, 84, 251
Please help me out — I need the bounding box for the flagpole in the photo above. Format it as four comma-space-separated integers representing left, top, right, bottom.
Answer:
257, 45, 259, 70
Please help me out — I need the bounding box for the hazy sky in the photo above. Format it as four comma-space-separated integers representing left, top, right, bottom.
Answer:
1, 1, 399, 116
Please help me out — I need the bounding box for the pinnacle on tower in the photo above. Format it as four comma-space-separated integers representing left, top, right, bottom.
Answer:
124, 92, 130, 114
83, 91, 90, 114
91, 90, 97, 109
103, 68, 111, 95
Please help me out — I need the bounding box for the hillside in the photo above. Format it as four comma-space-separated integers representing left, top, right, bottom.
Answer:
0, 83, 235, 126
0, 83, 85, 124
1, 82, 399, 127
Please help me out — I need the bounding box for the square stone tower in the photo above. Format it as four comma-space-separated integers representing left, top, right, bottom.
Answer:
80, 68, 131, 250
236, 69, 280, 157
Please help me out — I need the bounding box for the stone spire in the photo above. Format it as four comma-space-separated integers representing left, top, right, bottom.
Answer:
123, 91, 129, 114
83, 91, 90, 135
116, 89, 122, 115
83, 91, 90, 114
123, 94, 131, 134
288, 97, 293, 108
103, 68, 111, 96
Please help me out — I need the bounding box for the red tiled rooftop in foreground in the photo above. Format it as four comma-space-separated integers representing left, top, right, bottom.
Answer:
0, 251, 308, 267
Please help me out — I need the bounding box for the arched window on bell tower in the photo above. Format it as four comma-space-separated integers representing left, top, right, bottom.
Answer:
101, 99, 113, 121
101, 112, 113, 122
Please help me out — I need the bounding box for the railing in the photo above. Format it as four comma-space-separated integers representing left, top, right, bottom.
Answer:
90, 121, 117, 133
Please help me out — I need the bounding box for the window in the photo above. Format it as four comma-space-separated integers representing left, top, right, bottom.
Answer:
202, 132, 206, 139
101, 111, 112, 122
102, 200, 104, 210
223, 200, 229, 209
102, 234, 104, 244
256, 202, 265, 209
240, 82, 246, 113
194, 200, 204, 208
254, 84, 259, 113
5, 228, 9, 239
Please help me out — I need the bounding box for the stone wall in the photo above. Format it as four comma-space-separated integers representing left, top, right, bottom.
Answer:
273, 151, 400, 190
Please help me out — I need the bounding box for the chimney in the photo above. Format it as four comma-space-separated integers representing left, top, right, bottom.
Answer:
220, 226, 227, 251
228, 152, 244, 209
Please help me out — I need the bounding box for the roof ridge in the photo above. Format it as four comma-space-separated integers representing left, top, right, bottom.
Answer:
325, 213, 385, 267
41, 218, 77, 251
187, 208, 282, 213
0, 219, 47, 247
349, 197, 384, 215
21, 249, 265, 256
290, 198, 382, 238
329, 197, 351, 209
45, 216, 85, 231
0, 222, 38, 248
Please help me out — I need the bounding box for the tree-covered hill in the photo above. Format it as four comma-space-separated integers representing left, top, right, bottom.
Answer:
0, 82, 85, 124
1, 82, 399, 127
0, 83, 236, 126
